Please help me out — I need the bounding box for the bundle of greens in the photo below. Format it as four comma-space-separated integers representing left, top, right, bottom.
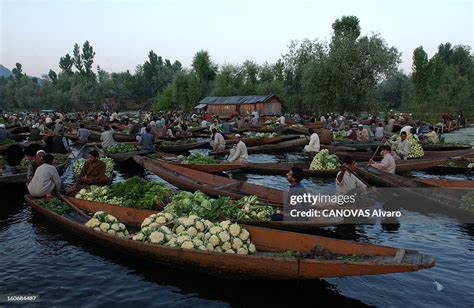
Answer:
181, 153, 221, 165
104, 144, 137, 154
333, 131, 346, 141
38, 198, 71, 215
0, 139, 15, 145
309, 149, 340, 170
254, 133, 278, 139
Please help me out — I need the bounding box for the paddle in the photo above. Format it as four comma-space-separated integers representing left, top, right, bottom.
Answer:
367, 135, 387, 167
59, 194, 90, 220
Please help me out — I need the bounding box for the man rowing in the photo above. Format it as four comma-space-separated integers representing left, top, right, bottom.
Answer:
368, 145, 396, 174
227, 134, 248, 163
336, 156, 367, 194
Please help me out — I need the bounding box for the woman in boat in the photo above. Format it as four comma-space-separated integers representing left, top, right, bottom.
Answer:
304, 128, 320, 153
27, 154, 61, 197
75, 150, 109, 186
211, 128, 225, 152
336, 156, 367, 195
368, 145, 396, 174
227, 134, 248, 163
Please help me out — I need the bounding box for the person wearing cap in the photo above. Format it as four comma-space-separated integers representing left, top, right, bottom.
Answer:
211, 128, 225, 152
336, 156, 367, 195
304, 128, 320, 153
227, 134, 248, 163
28, 153, 61, 197
139, 126, 155, 153
26, 150, 46, 184
357, 124, 369, 142
368, 145, 396, 174
0, 123, 13, 142
76, 150, 109, 185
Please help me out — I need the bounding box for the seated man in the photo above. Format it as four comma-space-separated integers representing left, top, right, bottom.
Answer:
336, 156, 367, 195
77, 150, 109, 185
393, 131, 410, 160
211, 128, 226, 152
357, 124, 369, 142
27, 154, 61, 197
304, 128, 320, 153
368, 145, 396, 174
139, 126, 156, 153
27, 150, 46, 184
227, 134, 248, 163
423, 126, 439, 144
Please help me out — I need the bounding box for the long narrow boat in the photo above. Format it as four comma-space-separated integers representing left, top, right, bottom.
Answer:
25, 195, 435, 279
0, 142, 20, 154
332, 148, 474, 162
225, 135, 298, 147
64, 196, 339, 231
134, 156, 284, 206
156, 140, 209, 153
106, 150, 148, 163
243, 157, 450, 178
210, 137, 309, 155
413, 178, 474, 189
422, 144, 472, 151
424, 161, 472, 174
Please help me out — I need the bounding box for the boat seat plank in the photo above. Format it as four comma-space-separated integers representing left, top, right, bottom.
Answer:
394, 249, 406, 263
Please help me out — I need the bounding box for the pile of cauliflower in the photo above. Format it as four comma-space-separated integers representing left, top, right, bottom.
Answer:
72, 157, 115, 177
84, 211, 129, 237
75, 186, 124, 205
309, 149, 340, 170
132, 213, 257, 255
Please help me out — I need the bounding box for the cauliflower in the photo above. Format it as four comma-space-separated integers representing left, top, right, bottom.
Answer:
208, 235, 220, 247
248, 243, 256, 254
220, 220, 231, 230
149, 231, 165, 244
164, 213, 174, 220
232, 238, 243, 250
203, 220, 214, 230
239, 229, 250, 241
198, 245, 207, 251
93, 227, 101, 231
107, 229, 116, 236
206, 243, 215, 251
237, 247, 248, 255
155, 216, 167, 224
187, 227, 198, 237
160, 226, 172, 234
218, 231, 230, 242
204, 232, 211, 240
106, 214, 116, 223
176, 235, 191, 245
225, 249, 235, 254
116, 232, 124, 238
194, 221, 205, 232
85, 218, 100, 228
99, 223, 110, 232
132, 233, 145, 241
181, 241, 194, 249
141, 218, 152, 228
210, 226, 223, 234
111, 223, 120, 231
192, 239, 203, 247
79, 189, 87, 195
215, 247, 223, 253
174, 225, 185, 235
229, 223, 241, 237
221, 241, 232, 251
75, 194, 82, 199
188, 214, 199, 221
166, 238, 177, 247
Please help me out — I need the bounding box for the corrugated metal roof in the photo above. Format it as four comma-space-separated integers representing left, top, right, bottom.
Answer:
197, 95, 275, 105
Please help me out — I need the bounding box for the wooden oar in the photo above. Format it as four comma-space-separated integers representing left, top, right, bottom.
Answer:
368, 136, 387, 164
59, 194, 90, 220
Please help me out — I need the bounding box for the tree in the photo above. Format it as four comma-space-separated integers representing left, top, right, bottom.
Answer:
11, 63, 24, 82
73, 43, 83, 74
48, 70, 58, 84
192, 50, 217, 98
82, 41, 96, 78
59, 54, 74, 75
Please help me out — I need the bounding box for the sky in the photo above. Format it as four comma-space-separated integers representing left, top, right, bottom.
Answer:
0, 0, 473, 77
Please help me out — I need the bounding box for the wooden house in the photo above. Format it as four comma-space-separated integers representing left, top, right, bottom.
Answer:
195, 95, 282, 117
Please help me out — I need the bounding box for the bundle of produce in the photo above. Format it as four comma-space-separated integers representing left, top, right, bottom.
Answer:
132, 214, 256, 255
181, 153, 221, 165
0, 139, 15, 145
163, 191, 276, 221
0, 156, 8, 169
262, 124, 276, 129
104, 144, 137, 154
71, 157, 114, 177
38, 198, 71, 215
309, 149, 340, 170
254, 132, 278, 139
75, 186, 124, 205
388, 133, 424, 158
84, 211, 129, 237
53, 154, 70, 165
107, 177, 173, 209
333, 131, 346, 141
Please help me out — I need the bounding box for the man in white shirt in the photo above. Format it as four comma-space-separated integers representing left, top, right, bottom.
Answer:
393, 131, 411, 160
336, 156, 367, 195
368, 145, 396, 174
374, 123, 384, 140
251, 109, 259, 120
27, 154, 61, 197
423, 126, 439, 144
211, 128, 226, 152
100, 126, 117, 149
250, 115, 259, 127
201, 119, 209, 128
278, 115, 285, 125
304, 128, 320, 153
227, 134, 248, 163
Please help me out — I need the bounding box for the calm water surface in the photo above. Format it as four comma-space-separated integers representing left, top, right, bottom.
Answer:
1, 128, 474, 307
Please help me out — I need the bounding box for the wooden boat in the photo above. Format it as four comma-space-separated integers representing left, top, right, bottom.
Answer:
333, 149, 474, 162
156, 140, 209, 153
331, 141, 380, 151
210, 137, 309, 155
286, 126, 310, 134
0, 155, 69, 185
134, 156, 284, 206
106, 150, 148, 163
0, 142, 19, 154
422, 144, 472, 151
413, 179, 474, 189
243, 157, 449, 178
425, 161, 472, 174
25, 195, 435, 279
225, 135, 298, 147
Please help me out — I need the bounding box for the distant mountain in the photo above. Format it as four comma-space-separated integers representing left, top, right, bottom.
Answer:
0, 64, 12, 78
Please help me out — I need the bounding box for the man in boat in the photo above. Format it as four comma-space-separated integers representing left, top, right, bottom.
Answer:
336, 156, 367, 195
368, 145, 396, 174
357, 124, 369, 142
250, 115, 259, 127
51, 129, 70, 154
211, 128, 226, 152
221, 118, 234, 135
29, 123, 42, 141
304, 128, 320, 153
422, 126, 439, 144
393, 131, 410, 160
277, 114, 285, 125
27, 153, 61, 197
336, 114, 346, 130
319, 127, 333, 144
139, 126, 155, 153
227, 134, 248, 163
100, 126, 117, 149
387, 116, 396, 133
274, 121, 285, 135
77, 124, 91, 144
374, 123, 384, 141
26, 150, 46, 184
76, 150, 109, 185
0, 123, 13, 142
278, 167, 308, 221
346, 124, 358, 141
